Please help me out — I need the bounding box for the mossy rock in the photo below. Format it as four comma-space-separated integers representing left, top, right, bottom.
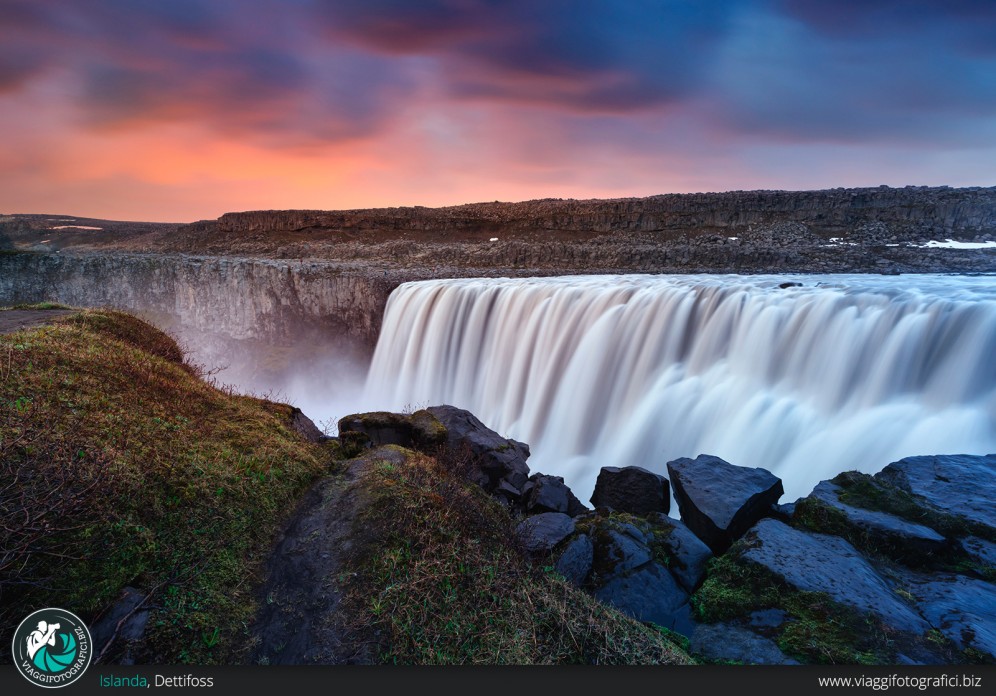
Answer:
337, 410, 447, 453
691, 544, 962, 665
833, 471, 996, 543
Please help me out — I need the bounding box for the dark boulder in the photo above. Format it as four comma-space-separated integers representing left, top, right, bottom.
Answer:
740, 519, 928, 634
593, 562, 691, 634
555, 534, 594, 586
426, 405, 531, 492
592, 528, 652, 579
875, 454, 996, 532
526, 474, 588, 516
690, 623, 799, 665
667, 455, 784, 553
648, 514, 713, 592
616, 521, 649, 545
290, 408, 325, 443
516, 513, 575, 554
493, 480, 524, 507
590, 466, 670, 516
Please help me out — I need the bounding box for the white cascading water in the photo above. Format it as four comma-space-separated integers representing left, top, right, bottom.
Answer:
362, 274, 996, 503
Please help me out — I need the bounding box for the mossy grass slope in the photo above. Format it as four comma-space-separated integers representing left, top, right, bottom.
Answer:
0, 309, 326, 663
343, 448, 693, 664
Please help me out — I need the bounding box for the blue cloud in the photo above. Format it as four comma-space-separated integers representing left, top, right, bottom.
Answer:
0, 0, 993, 147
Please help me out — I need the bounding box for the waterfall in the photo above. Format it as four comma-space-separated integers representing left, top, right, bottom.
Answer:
363, 274, 996, 503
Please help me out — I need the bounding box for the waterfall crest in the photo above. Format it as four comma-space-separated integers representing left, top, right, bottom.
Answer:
363, 274, 996, 502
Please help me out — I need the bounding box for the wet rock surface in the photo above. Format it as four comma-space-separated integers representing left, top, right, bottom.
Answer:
594, 563, 692, 634
648, 515, 713, 592
740, 519, 929, 633
807, 480, 947, 554
876, 454, 996, 531
554, 534, 594, 586
667, 455, 784, 553
690, 623, 799, 665
907, 575, 996, 657
516, 513, 576, 554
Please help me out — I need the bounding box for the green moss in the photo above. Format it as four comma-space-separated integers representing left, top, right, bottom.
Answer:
0, 301, 71, 310
409, 409, 447, 447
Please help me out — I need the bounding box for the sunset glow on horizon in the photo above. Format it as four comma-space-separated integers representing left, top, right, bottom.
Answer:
2, 1, 995, 222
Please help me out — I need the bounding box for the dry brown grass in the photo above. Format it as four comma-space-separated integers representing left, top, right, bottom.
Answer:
344, 449, 693, 665
0, 309, 326, 663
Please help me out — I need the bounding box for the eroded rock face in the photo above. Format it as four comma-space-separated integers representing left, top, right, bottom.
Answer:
216, 187, 996, 238
667, 455, 784, 553
739, 519, 929, 634
290, 408, 325, 443
590, 466, 670, 516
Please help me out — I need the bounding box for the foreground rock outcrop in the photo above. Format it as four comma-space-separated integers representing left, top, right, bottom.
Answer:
334, 405, 996, 665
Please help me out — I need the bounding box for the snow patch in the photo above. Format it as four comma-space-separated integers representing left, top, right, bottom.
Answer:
48, 225, 102, 230
920, 239, 996, 250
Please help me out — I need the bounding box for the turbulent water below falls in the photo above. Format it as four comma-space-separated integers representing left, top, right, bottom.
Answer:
362, 274, 996, 504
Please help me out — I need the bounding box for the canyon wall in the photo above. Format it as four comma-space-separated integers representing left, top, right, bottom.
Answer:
217, 186, 996, 237
0, 253, 397, 397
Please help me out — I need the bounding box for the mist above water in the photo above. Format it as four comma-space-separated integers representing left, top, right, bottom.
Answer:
363, 274, 996, 503
174, 331, 369, 435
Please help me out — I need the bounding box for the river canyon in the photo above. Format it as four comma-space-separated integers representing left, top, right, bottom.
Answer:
2, 186, 995, 501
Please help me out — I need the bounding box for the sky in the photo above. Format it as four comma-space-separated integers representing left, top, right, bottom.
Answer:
1, 0, 995, 222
